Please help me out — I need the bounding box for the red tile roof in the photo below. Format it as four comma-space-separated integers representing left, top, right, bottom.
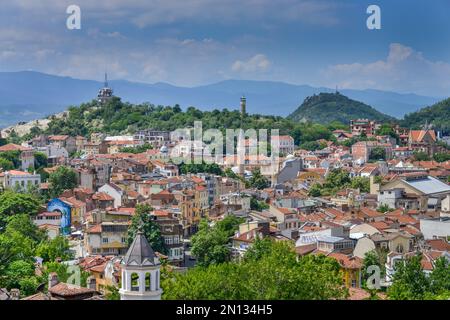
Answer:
0, 143, 31, 152
92, 192, 114, 201
328, 253, 363, 269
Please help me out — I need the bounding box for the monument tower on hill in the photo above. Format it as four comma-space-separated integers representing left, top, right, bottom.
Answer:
97, 73, 114, 103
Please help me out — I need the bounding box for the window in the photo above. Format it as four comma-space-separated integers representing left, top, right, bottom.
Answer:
121, 237, 126, 243
131, 273, 139, 291
351, 279, 357, 288
102, 238, 109, 243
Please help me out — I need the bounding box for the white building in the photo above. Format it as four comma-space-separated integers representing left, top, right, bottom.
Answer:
272, 135, 295, 155
0, 170, 41, 191
37, 144, 69, 164
98, 183, 124, 208
420, 218, 450, 240
119, 231, 162, 300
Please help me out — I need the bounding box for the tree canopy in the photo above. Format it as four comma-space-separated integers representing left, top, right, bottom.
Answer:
163, 240, 348, 300
48, 166, 78, 198
126, 204, 167, 254
191, 215, 243, 267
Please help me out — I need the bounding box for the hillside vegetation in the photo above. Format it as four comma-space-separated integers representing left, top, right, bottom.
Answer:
42, 97, 339, 150
402, 98, 450, 133
288, 92, 395, 125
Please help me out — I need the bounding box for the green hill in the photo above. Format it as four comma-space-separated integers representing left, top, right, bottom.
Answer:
401, 98, 450, 133
288, 92, 395, 125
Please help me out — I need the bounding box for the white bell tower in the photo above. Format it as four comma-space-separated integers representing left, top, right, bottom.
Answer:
119, 231, 162, 300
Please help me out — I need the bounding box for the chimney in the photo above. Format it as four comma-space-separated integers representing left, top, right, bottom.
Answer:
10, 289, 20, 300
48, 272, 59, 289
87, 276, 97, 291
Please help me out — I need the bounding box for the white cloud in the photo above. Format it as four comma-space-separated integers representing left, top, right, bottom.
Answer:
323, 43, 450, 96
232, 54, 271, 74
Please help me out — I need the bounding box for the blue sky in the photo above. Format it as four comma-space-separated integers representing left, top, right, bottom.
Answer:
1, 0, 450, 96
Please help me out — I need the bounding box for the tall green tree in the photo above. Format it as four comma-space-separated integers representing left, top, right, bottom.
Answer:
388, 254, 430, 300
35, 236, 73, 262
247, 168, 269, 190
0, 158, 14, 170
350, 176, 370, 193
191, 215, 243, 267
126, 204, 167, 254
0, 191, 41, 229
48, 166, 78, 198
34, 152, 48, 170
429, 257, 450, 295
369, 147, 386, 161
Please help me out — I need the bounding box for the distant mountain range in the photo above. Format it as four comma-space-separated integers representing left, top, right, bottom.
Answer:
288, 92, 395, 125
0, 71, 441, 128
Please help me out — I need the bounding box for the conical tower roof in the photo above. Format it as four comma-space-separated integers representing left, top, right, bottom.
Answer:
122, 231, 159, 267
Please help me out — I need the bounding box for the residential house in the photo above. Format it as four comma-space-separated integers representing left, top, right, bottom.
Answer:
0, 143, 34, 171
0, 170, 41, 191
408, 130, 437, 156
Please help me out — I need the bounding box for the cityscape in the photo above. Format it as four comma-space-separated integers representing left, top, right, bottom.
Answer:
0, 0, 449, 304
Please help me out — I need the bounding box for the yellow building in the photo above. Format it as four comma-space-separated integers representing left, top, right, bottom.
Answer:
328, 253, 363, 288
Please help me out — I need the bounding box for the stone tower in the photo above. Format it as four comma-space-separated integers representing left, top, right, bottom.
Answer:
240, 96, 246, 119
119, 231, 162, 300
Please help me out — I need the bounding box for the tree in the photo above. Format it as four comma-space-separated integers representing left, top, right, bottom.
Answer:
1, 260, 36, 294
0, 157, 14, 170
34, 152, 48, 170
35, 236, 73, 262
429, 257, 450, 295
350, 176, 370, 193
413, 151, 430, 161
325, 168, 351, 189
179, 162, 223, 175
41, 261, 90, 289
120, 143, 153, 154
0, 191, 41, 229
361, 249, 386, 288
243, 237, 273, 262
126, 204, 167, 254
433, 153, 450, 163
375, 124, 398, 139
247, 168, 269, 190
388, 254, 430, 300
377, 203, 391, 213
250, 196, 269, 211
4, 214, 46, 243
0, 150, 20, 169
369, 147, 386, 161
48, 166, 78, 198
191, 215, 243, 267
163, 241, 348, 300
308, 183, 322, 197
105, 285, 120, 300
